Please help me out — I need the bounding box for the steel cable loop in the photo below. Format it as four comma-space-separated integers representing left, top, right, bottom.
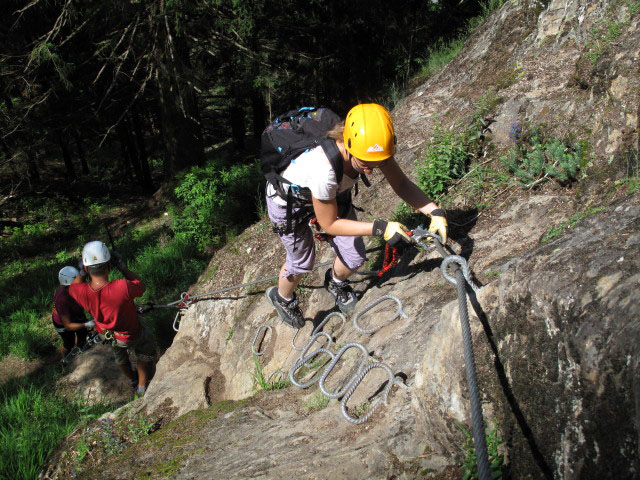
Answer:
318, 342, 370, 399
440, 255, 480, 293
352, 294, 408, 335
289, 347, 335, 389
454, 268, 491, 480
340, 361, 397, 425
251, 325, 273, 356
312, 311, 346, 337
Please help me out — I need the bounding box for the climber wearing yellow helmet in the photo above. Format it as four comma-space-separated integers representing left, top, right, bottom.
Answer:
265, 103, 447, 328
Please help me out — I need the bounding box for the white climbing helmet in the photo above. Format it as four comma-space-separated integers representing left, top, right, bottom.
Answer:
58, 266, 79, 286
82, 240, 111, 266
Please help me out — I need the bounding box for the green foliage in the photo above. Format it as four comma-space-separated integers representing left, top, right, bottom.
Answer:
455, 421, 505, 480
250, 356, 289, 391
415, 125, 470, 201
413, 0, 506, 83
615, 146, 639, 193
415, 37, 465, 82
29, 42, 74, 90
301, 392, 329, 413
172, 161, 263, 250
0, 379, 112, 480
501, 125, 588, 187
540, 207, 605, 243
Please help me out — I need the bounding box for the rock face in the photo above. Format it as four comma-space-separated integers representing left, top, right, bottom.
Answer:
473, 198, 640, 478
52, 0, 640, 478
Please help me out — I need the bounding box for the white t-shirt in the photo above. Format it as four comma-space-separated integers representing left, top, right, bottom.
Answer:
267, 145, 358, 206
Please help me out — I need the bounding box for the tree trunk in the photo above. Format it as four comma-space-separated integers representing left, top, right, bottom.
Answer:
131, 106, 154, 193
58, 134, 77, 181
251, 89, 266, 143
230, 103, 245, 151
116, 121, 136, 181
154, 8, 205, 176
73, 130, 90, 175
25, 147, 40, 184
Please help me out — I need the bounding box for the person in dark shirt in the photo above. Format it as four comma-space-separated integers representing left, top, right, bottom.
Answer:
53, 266, 95, 360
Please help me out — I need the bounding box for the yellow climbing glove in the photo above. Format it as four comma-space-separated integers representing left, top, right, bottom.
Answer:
428, 209, 448, 245
372, 220, 412, 248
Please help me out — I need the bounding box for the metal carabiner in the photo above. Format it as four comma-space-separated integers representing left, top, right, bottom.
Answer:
173, 308, 188, 332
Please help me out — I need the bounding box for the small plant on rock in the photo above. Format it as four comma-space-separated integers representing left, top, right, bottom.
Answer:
455, 420, 505, 480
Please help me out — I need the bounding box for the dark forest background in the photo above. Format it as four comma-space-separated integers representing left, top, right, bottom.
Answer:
0, 0, 490, 199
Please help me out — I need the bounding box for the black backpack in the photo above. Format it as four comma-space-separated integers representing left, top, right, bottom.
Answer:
261, 107, 344, 233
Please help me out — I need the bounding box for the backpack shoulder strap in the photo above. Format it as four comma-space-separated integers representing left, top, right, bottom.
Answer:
319, 138, 343, 184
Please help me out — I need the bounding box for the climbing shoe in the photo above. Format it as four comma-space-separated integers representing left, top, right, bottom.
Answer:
324, 269, 358, 313
134, 385, 146, 399
266, 287, 305, 329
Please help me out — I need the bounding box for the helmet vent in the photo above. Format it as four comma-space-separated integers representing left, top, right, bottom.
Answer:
348, 139, 351, 148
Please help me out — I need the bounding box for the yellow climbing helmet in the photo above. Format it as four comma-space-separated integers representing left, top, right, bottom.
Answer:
343, 103, 396, 161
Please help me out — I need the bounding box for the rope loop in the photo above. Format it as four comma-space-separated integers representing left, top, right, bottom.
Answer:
352, 294, 408, 334
340, 361, 396, 425
319, 342, 370, 399
251, 325, 273, 356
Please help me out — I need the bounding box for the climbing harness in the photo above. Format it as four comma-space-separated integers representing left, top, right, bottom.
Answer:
61, 332, 103, 366
352, 294, 408, 335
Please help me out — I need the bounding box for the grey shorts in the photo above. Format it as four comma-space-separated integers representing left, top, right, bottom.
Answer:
111, 326, 157, 365
266, 194, 366, 276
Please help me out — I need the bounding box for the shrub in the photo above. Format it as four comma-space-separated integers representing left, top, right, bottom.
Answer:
171, 161, 263, 250
415, 125, 470, 200
501, 123, 588, 187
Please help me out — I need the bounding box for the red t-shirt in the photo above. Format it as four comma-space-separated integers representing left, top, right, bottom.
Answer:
52, 286, 86, 327
69, 278, 145, 342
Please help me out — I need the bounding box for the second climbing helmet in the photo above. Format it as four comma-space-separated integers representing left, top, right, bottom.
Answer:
343, 103, 396, 162
58, 266, 79, 285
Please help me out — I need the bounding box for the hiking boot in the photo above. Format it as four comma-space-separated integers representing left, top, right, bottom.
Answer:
134, 385, 146, 399
266, 287, 305, 329
324, 269, 358, 313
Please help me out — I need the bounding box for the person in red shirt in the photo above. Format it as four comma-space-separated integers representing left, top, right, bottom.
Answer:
53, 266, 95, 361
69, 241, 156, 397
